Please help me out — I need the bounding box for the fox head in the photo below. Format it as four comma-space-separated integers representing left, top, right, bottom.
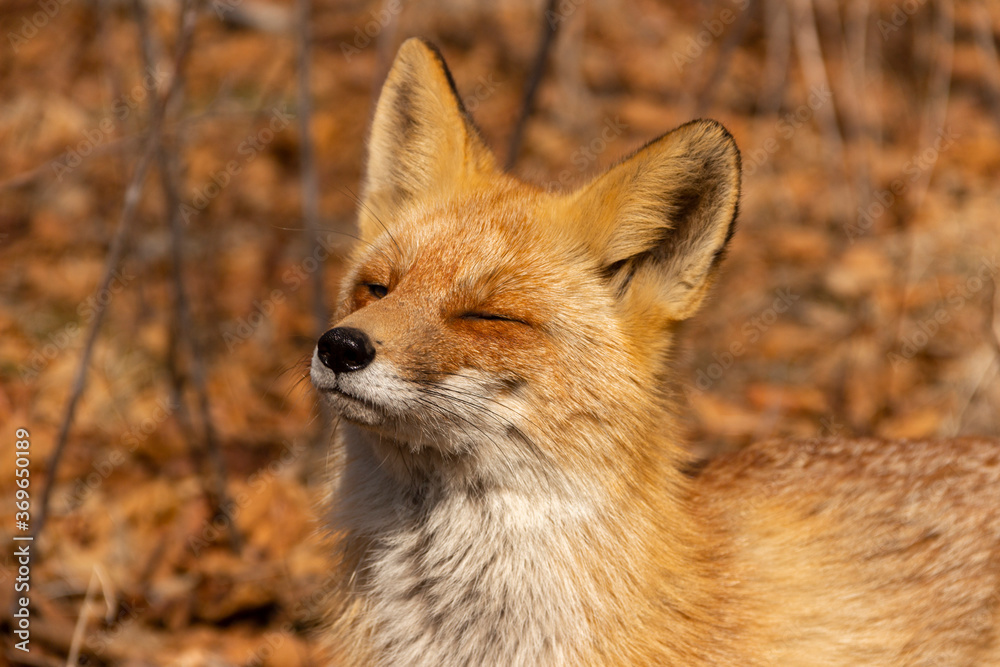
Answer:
311, 39, 740, 487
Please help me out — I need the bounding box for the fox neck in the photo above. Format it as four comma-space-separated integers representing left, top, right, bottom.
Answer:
329, 421, 728, 665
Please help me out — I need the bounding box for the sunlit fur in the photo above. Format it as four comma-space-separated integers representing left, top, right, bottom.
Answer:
311, 38, 1000, 666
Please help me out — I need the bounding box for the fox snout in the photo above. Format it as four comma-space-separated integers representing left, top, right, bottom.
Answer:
316, 327, 376, 374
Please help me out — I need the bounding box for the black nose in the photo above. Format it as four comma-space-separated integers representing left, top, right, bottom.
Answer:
316, 327, 376, 373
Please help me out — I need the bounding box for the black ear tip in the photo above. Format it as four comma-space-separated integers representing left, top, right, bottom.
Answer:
398, 37, 435, 55
691, 118, 739, 156
397, 38, 448, 73
405, 37, 441, 56
679, 118, 742, 180
393, 38, 476, 126
686, 117, 732, 137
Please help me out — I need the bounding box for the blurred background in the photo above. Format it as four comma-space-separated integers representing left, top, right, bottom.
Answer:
1, 0, 998, 662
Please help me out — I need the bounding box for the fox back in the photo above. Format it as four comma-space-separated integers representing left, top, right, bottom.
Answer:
310, 39, 1000, 666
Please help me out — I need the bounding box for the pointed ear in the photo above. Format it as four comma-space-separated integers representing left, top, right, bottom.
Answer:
563, 119, 740, 322
360, 38, 497, 237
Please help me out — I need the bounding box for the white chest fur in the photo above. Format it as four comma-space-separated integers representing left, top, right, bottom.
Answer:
337, 437, 600, 666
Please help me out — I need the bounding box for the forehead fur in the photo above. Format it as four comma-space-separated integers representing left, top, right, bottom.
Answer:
364, 187, 587, 276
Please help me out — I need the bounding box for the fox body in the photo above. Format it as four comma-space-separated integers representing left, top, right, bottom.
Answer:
310, 39, 1000, 665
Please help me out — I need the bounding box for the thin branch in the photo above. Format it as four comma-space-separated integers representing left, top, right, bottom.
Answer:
34, 138, 155, 543
505, 0, 560, 171
65, 568, 98, 667
907, 0, 954, 213
889, 1, 955, 393
165, 317, 199, 446
971, 0, 1000, 130
944, 268, 1000, 436
946, 350, 998, 436
373, 0, 402, 98
988, 275, 1000, 360
789, 0, 852, 209
864, 2, 884, 151
33, 0, 199, 544
0, 104, 283, 193
757, 0, 792, 116
295, 0, 335, 438
64, 564, 115, 667
296, 0, 327, 337
139, 0, 244, 552
695, 0, 755, 115
830, 0, 873, 213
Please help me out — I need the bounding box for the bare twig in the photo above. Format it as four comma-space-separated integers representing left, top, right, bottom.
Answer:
946, 349, 998, 436
987, 276, 1000, 360
296, 0, 328, 337
829, 0, 873, 213
789, 0, 851, 209
971, 0, 1000, 130
0, 105, 280, 193
65, 569, 97, 667
65, 566, 114, 667
165, 317, 199, 445
96, 0, 126, 127
906, 0, 954, 214
505, 0, 560, 171
215, 0, 293, 33
889, 1, 955, 396
33, 0, 200, 544
34, 140, 156, 543
372, 0, 402, 98
138, 0, 244, 551
695, 0, 755, 115
864, 2, 884, 151
296, 0, 337, 442
757, 0, 792, 117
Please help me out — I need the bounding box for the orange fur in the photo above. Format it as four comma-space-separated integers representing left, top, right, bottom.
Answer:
310, 39, 1000, 665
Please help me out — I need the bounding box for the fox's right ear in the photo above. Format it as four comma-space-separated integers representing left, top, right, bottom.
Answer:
360, 38, 497, 238
562, 119, 741, 324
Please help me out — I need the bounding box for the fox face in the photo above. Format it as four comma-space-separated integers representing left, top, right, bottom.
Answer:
314, 192, 583, 453
310, 38, 739, 486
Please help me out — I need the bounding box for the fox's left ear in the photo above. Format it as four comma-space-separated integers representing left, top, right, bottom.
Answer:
563, 119, 740, 322
360, 38, 497, 236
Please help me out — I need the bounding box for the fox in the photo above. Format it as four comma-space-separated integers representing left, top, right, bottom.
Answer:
309, 38, 1000, 666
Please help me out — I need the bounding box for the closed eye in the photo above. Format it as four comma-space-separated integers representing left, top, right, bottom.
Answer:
461, 312, 527, 325
367, 284, 389, 299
